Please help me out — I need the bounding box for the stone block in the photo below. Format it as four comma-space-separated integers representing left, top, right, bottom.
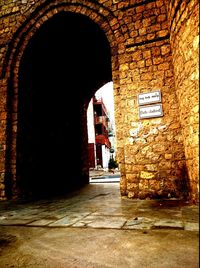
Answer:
157, 14, 166, 22
157, 29, 169, 37
158, 62, 170, 70
153, 57, 163, 65
128, 191, 137, 198
137, 60, 145, 68
146, 59, 152, 66
127, 182, 138, 191
140, 171, 155, 179
145, 164, 157, 171
147, 33, 155, 40
161, 44, 171, 55
165, 154, 172, 160
140, 72, 153, 80
149, 180, 161, 191
143, 50, 151, 59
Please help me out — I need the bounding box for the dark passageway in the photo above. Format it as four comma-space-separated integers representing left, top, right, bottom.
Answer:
17, 12, 112, 198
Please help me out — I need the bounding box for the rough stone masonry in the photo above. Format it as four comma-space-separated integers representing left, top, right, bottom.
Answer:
0, 0, 199, 203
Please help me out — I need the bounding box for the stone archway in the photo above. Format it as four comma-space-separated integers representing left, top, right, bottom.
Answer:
1, 0, 198, 202
4, 4, 124, 199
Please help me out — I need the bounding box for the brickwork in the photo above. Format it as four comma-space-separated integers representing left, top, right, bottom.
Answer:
168, 0, 199, 202
114, 0, 188, 200
0, 77, 7, 200
0, 0, 199, 202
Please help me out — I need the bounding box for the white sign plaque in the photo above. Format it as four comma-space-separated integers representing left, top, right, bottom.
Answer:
138, 91, 161, 106
139, 104, 163, 119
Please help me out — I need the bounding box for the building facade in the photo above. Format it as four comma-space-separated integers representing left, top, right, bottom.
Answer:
0, 0, 199, 202
87, 97, 97, 169
87, 95, 113, 169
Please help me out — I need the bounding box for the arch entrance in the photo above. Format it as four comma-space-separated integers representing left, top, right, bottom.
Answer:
14, 12, 112, 198
0, 0, 198, 203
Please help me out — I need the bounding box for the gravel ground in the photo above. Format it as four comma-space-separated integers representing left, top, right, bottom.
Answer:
0, 226, 199, 268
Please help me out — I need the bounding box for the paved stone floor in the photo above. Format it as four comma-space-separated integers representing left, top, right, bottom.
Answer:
0, 183, 198, 231
89, 169, 120, 177
0, 183, 199, 267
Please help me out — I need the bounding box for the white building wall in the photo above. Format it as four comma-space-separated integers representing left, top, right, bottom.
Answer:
87, 99, 95, 144
87, 83, 116, 170
102, 145, 110, 169
87, 99, 97, 168
95, 82, 117, 156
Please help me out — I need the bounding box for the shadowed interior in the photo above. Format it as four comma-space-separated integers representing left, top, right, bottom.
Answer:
17, 11, 112, 198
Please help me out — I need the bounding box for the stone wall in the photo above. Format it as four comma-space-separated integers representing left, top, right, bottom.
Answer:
168, 0, 199, 202
114, 0, 188, 200
0, 0, 199, 202
0, 78, 7, 199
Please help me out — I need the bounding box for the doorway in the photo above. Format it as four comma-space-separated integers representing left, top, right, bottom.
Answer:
87, 82, 120, 184
16, 11, 112, 198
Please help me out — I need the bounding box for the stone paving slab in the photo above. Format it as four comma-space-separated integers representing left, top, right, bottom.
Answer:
91, 207, 135, 216
152, 219, 184, 229
181, 206, 199, 222
0, 184, 198, 231
123, 217, 154, 230
49, 212, 91, 227
90, 177, 120, 183
0, 219, 33, 226
28, 219, 55, 226
135, 208, 182, 220
184, 222, 199, 231
72, 215, 127, 229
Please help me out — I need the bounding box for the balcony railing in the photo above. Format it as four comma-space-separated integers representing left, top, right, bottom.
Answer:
95, 134, 111, 148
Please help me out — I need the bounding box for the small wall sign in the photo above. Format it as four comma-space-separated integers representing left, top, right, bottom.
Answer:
139, 104, 163, 119
138, 90, 161, 106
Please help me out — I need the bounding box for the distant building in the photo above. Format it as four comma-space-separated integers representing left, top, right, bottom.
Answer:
87, 95, 114, 169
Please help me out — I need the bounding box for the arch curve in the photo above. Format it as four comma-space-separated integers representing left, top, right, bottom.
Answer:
3, 0, 126, 79
5, 2, 124, 198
